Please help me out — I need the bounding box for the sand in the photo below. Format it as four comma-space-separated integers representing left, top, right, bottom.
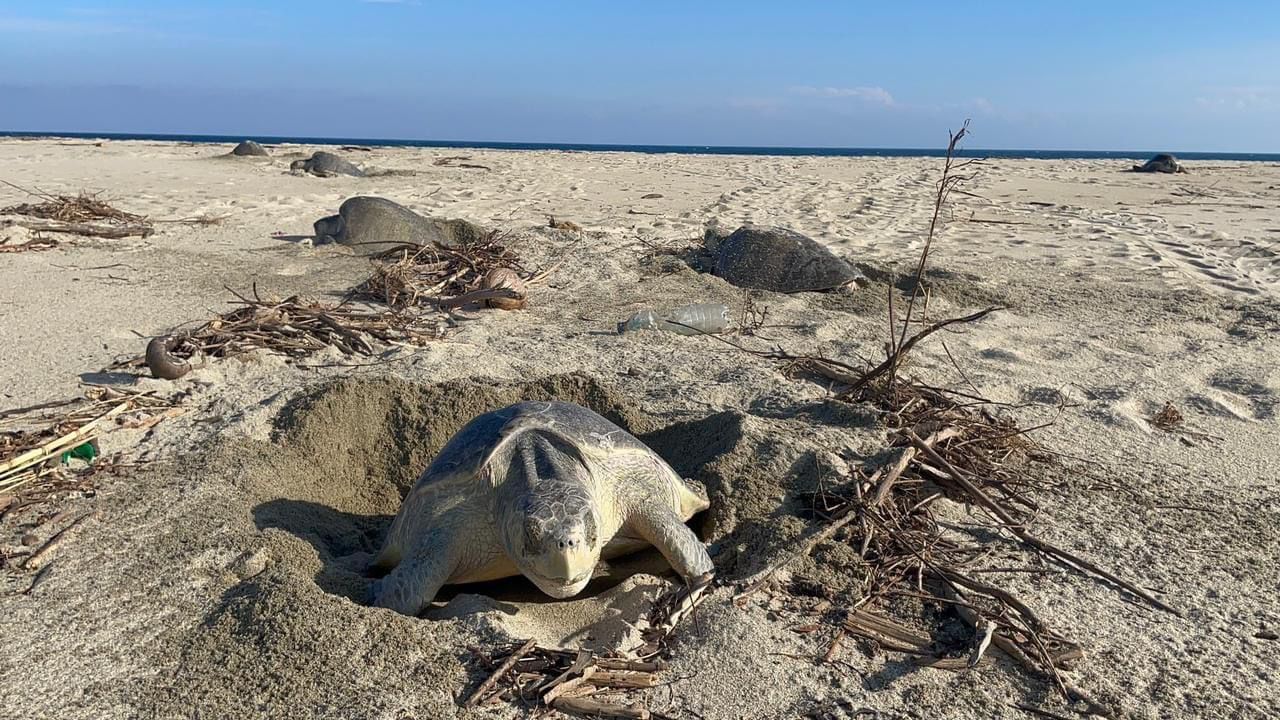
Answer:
1, 138, 1277, 719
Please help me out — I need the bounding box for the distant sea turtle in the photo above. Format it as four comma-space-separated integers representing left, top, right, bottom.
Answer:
229, 140, 268, 157
708, 224, 863, 293
1132, 153, 1187, 174
369, 401, 714, 616
290, 151, 365, 177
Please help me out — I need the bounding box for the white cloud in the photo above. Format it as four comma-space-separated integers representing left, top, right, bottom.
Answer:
789, 85, 896, 106
1194, 86, 1275, 110
0, 15, 133, 34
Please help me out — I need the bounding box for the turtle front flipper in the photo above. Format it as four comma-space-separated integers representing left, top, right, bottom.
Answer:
626, 502, 714, 582
370, 529, 457, 616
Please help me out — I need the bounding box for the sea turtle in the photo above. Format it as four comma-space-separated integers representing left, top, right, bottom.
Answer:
709, 224, 864, 293
229, 140, 268, 157
312, 196, 489, 254
1132, 153, 1187, 174
369, 401, 714, 616
290, 150, 365, 177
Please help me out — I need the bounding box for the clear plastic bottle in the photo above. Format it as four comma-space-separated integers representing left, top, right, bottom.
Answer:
618, 303, 730, 335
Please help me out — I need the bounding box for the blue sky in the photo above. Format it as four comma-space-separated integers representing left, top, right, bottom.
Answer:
1, 1, 1277, 150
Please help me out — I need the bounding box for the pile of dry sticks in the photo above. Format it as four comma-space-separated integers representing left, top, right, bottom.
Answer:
1, 181, 155, 239
462, 578, 710, 719
681, 122, 1174, 718
115, 285, 450, 380
354, 232, 532, 311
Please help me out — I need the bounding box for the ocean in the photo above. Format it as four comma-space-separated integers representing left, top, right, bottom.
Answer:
2, 130, 1278, 162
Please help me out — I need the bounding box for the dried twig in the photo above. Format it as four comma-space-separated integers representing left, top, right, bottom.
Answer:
464, 638, 536, 707
354, 233, 525, 310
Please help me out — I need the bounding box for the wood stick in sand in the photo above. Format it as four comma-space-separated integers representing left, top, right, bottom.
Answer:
589, 670, 659, 689
463, 638, 536, 708
543, 666, 597, 704
823, 628, 845, 663
550, 695, 650, 720
594, 658, 667, 673
0, 402, 129, 482
540, 648, 594, 695
942, 585, 1112, 717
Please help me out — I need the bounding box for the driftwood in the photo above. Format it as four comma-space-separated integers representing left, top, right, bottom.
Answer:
550, 696, 650, 719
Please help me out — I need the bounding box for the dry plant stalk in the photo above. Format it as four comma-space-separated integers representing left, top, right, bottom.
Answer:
0, 235, 59, 253
726, 122, 1174, 716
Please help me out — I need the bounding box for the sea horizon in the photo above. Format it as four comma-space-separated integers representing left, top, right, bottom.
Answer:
3, 130, 1278, 163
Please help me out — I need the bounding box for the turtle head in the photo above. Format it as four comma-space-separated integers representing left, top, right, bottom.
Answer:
496, 432, 602, 598
515, 490, 601, 597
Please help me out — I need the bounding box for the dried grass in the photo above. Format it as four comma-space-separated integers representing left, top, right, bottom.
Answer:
1, 188, 146, 225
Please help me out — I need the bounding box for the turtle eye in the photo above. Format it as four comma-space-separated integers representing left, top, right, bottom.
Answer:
522, 520, 545, 557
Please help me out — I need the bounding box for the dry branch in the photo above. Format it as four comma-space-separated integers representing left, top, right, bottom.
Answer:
0, 236, 59, 253
1, 386, 177, 521
22, 511, 95, 570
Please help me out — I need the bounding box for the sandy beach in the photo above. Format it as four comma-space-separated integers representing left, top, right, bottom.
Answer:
1, 138, 1278, 719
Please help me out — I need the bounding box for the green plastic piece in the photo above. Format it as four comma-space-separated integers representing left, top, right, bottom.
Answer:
61, 441, 98, 465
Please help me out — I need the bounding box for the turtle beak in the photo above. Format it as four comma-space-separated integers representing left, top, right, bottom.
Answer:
526, 536, 596, 598
529, 572, 593, 599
